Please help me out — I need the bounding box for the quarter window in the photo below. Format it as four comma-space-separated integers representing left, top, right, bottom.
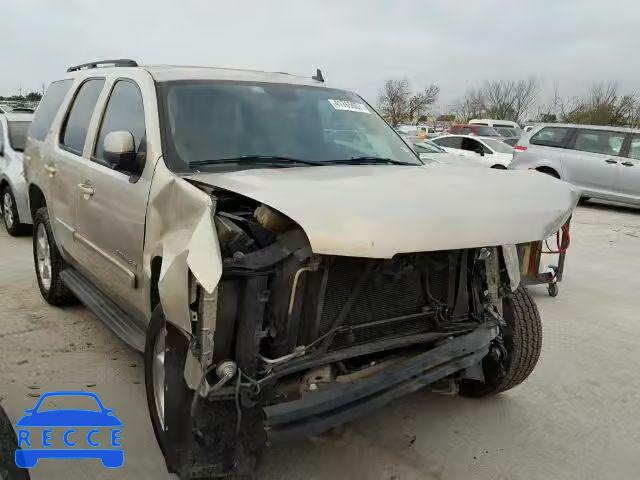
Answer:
530, 127, 570, 147
61, 79, 105, 155
94, 80, 146, 165
29, 80, 73, 141
573, 129, 625, 156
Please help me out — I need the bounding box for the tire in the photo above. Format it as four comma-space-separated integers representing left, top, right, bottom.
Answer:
145, 306, 263, 479
2, 186, 30, 236
460, 286, 542, 397
32, 208, 75, 306
0, 405, 31, 479
145, 306, 192, 475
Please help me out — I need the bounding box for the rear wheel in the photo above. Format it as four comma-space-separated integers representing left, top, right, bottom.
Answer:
32, 208, 75, 305
460, 286, 542, 397
2, 186, 30, 236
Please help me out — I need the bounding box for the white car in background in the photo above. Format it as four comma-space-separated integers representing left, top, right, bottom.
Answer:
411, 140, 487, 168
431, 135, 514, 169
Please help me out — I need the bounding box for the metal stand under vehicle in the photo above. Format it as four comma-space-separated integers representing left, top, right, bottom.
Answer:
520, 218, 571, 298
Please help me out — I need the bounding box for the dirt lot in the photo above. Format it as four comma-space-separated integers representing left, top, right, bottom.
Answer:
1, 202, 640, 480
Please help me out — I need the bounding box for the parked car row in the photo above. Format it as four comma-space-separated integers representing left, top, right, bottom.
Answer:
0, 59, 579, 479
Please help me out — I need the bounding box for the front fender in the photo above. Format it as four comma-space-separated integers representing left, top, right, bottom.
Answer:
143, 159, 222, 335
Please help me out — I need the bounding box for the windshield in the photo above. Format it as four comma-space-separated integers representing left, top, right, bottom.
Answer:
7, 120, 30, 151
159, 81, 421, 170
483, 138, 516, 153
474, 126, 501, 137
413, 141, 445, 154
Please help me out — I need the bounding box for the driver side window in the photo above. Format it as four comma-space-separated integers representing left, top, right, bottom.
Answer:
93, 80, 146, 171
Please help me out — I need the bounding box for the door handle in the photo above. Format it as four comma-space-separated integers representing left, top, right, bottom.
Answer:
604, 159, 617, 164
44, 164, 57, 176
77, 183, 95, 197
621, 161, 634, 167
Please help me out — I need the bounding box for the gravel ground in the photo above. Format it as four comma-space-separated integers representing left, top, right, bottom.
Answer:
1, 202, 640, 480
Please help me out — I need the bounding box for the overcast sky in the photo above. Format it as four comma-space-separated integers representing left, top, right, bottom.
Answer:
4, 0, 640, 112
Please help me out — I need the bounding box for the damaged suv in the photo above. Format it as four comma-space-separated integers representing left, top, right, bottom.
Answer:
24, 60, 578, 479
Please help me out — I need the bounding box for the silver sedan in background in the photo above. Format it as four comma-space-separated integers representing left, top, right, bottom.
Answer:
0, 111, 34, 235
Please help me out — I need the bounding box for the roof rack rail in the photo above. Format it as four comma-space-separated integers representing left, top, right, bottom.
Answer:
67, 59, 138, 73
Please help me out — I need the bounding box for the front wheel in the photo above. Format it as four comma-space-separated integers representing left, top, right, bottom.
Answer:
460, 285, 542, 397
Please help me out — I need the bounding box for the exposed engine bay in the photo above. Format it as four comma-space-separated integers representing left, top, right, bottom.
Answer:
188, 189, 507, 413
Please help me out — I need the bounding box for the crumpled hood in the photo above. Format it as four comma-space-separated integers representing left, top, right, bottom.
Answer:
187, 165, 579, 258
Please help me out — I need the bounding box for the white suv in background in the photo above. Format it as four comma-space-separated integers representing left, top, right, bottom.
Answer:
510, 124, 640, 206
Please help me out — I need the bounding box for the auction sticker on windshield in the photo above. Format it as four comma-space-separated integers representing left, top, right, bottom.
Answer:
14, 391, 123, 469
328, 99, 371, 114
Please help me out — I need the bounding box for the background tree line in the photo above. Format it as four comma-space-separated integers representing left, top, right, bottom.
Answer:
0, 91, 42, 102
378, 77, 640, 127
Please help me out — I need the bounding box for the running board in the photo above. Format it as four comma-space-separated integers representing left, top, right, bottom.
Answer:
61, 269, 146, 352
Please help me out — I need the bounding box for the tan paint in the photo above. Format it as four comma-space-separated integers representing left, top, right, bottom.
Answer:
143, 160, 222, 335
187, 165, 580, 258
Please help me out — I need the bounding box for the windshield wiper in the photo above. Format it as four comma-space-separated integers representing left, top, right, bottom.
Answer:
189, 156, 324, 168
324, 156, 417, 166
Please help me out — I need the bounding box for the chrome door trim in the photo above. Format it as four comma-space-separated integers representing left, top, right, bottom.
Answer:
73, 231, 136, 288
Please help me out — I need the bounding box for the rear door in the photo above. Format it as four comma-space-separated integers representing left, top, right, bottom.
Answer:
615, 134, 640, 203
561, 128, 626, 197
73, 77, 152, 318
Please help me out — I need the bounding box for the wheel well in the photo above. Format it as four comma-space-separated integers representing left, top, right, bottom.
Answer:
150, 257, 162, 311
491, 164, 507, 169
0, 179, 8, 193
28, 185, 47, 218
535, 166, 560, 179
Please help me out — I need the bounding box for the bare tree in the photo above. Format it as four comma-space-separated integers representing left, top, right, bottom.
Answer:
452, 88, 486, 121
484, 78, 539, 123
407, 85, 440, 123
377, 78, 411, 127
377, 78, 439, 126
562, 81, 640, 126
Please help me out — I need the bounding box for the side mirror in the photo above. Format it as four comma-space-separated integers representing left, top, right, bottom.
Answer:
103, 131, 139, 173
474, 147, 484, 157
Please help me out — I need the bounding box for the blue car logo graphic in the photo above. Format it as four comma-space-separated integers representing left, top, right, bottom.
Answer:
15, 391, 123, 468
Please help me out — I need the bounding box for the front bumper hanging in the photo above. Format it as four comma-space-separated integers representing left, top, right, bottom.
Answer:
264, 324, 495, 440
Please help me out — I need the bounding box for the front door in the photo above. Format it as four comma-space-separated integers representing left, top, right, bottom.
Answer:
73, 79, 151, 319
561, 128, 627, 197
615, 134, 640, 204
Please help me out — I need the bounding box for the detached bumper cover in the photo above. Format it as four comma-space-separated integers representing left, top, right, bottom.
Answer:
264, 324, 495, 440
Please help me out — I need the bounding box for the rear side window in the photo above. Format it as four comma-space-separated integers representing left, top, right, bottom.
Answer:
573, 129, 625, 156
8, 121, 31, 151
434, 136, 463, 148
94, 80, 146, 164
530, 127, 571, 147
61, 79, 105, 155
29, 80, 73, 141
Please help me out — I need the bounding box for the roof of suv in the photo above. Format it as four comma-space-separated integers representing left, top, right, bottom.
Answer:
530, 123, 640, 134
65, 64, 325, 87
